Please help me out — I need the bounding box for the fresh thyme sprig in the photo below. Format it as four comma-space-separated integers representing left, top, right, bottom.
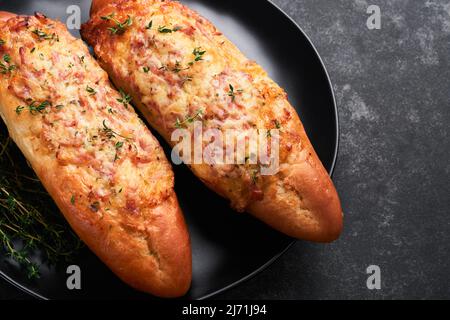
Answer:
15, 101, 51, 115
158, 25, 182, 33
0, 54, 16, 75
175, 109, 204, 128
228, 84, 243, 102
274, 120, 281, 129
101, 13, 133, 35
32, 29, 59, 42
189, 47, 206, 66
117, 89, 132, 108
0, 126, 83, 279
102, 120, 131, 140
86, 86, 97, 96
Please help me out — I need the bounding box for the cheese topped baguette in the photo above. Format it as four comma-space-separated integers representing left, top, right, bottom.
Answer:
82, 0, 343, 242
0, 11, 191, 297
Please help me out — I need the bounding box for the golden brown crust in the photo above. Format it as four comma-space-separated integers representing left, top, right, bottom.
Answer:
82, 0, 343, 242
90, 0, 113, 16
0, 12, 191, 297
0, 11, 16, 23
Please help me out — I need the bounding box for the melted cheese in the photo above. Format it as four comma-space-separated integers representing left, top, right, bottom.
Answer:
82, 0, 304, 211
0, 14, 173, 220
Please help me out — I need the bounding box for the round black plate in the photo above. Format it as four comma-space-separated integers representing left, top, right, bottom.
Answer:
0, 0, 339, 299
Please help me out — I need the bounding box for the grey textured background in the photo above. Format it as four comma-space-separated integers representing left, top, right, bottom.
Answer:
215, 0, 450, 300
1, 0, 450, 299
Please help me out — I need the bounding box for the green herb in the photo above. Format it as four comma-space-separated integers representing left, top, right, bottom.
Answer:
192, 47, 206, 62
181, 76, 193, 85
0, 39, 4, 46
30, 47, 35, 53
0, 127, 83, 279
32, 29, 59, 42
274, 120, 281, 129
227, 84, 243, 102
101, 13, 133, 35
16, 101, 51, 115
175, 109, 204, 128
158, 25, 181, 33
102, 120, 131, 140
86, 86, 97, 95
115, 141, 124, 149
15, 106, 24, 115
117, 89, 132, 108
55, 105, 64, 110
0, 54, 16, 74
29, 101, 50, 114
143, 66, 150, 73
145, 20, 153, 30
266, 130, 272, 138
70, 195, 75, 205
171, 61, 189, 73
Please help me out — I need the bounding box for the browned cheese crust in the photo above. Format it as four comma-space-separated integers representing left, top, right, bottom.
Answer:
0, 11, 191, 297
82, 0, 344, 242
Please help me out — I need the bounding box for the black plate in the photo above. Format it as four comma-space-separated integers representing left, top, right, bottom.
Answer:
0, 0, 339, 299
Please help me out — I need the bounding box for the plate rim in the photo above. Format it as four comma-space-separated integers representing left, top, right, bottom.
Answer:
198, 0, 340, 300
0, 0, 340, 300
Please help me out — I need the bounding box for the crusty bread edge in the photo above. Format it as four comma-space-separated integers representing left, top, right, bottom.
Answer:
0, 11, 192, 297
85, 0, 344, 243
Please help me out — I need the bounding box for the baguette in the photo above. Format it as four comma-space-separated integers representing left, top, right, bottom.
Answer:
0, 11, 191, 297
82, 0, 343, 242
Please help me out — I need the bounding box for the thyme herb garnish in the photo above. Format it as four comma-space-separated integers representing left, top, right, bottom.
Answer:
32, 29, 59, 42
16, 101, 51, 115
115, 141, 124, 149
102, 120, 131, 140
181, 76, 193, 85
101, 14, 133, 35
175, 109, 204, 128
190, 47, 206, 64
274, 120, 281, 129
0, 127, 83, 279
158, 25, 182, 33
15, 106, 24, 115
172, 61, 190, 73
86, 86, 97, 95
0, 54, 16, 74
227, 84, 243, 102
145, 21, 153, 30
117, 89, 132, 108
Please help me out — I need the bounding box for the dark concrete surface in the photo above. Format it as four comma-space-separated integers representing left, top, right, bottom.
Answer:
1, 0, 449, 300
